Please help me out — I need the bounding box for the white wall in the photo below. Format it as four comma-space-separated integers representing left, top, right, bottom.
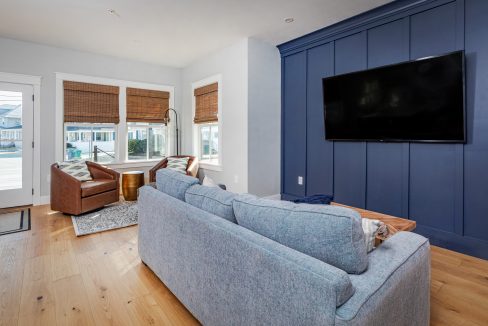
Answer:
0, 37, 181, 197
248, 38, 281, 196
181, 38, 281, 195
181, 39, 249, 193
0, 35, 280, 199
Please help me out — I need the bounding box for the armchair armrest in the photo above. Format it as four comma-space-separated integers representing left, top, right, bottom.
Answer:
86, 161, 119, 180
186, 157, 199, 177
50, 163, 83, 214
149, 158, 168, 183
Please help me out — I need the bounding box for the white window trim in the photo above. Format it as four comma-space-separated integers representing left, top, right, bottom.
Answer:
55, 72, 175, 167
192, 74, 223, 172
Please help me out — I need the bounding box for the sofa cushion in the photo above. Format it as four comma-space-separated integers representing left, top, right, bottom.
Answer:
80, 179, 117, 197
156, 168, 199, 201
233, 195, 368, 274
185, 184, 238, 223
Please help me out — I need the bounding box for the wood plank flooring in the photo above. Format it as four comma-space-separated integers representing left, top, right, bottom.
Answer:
0, 205, 487, 325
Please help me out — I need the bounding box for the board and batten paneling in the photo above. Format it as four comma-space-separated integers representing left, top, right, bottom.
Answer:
332, 32, 368, 209
306, 43, 334, 196
279, 0, 488, 259
282, 52, 307, 197
366, 18, 410, 217
408, 2, 464, 235
464, 0, 488, 243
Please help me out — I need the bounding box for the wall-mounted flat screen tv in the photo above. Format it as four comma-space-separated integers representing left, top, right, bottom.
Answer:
323, 50, 465, 142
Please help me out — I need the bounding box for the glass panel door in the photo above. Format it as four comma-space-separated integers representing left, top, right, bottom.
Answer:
0, 82, 33, 208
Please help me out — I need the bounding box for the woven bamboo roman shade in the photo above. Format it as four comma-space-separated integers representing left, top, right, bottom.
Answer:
64, 81, 120, 123
194, 82, 218, 124
126, 88, 170, 123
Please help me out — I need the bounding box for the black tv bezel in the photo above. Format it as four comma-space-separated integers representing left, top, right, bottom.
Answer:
322, 50, 466, 143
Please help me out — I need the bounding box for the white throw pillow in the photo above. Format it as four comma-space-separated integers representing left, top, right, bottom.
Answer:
202, 175, 219, 187
57, 160, 92, 181
166, 157, 189, 174
361, 218, 385, 252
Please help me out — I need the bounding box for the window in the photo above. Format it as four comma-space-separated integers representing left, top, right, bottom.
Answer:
63, 81, 119, 163
127, 123, 167, 161
199, 124, 219, 163
65, 124, 116, 163
60, 77, 174, 165
192, 77, 221, 168
126, 87, 170, 161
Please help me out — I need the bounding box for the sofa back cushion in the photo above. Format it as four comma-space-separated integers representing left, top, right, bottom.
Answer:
185, 184, 238, 223
156, 169, 199, 201
233, 195, 368, 274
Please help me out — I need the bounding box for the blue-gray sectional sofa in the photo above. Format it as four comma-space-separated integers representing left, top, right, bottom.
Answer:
138, 169, 430, 326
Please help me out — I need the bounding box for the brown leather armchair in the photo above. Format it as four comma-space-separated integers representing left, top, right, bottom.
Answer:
149, 155, 198, 183
51, 161, 120, 215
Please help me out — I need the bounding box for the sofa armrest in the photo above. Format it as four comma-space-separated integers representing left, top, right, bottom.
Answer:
335, 232, 430, 326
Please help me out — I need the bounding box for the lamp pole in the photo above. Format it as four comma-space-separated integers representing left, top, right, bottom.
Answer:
164, 108, 179, 155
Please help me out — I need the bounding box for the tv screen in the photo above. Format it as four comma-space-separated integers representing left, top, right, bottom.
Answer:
323, 51, 465, 142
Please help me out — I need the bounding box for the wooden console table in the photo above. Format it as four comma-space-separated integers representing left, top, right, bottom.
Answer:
332, 202, 416, 233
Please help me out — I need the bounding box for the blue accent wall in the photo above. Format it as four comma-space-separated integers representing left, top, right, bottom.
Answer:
278, 0, 488, 259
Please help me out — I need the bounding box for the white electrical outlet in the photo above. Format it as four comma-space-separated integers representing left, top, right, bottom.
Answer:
234, 175, 239, 183
298, 176, 303, 185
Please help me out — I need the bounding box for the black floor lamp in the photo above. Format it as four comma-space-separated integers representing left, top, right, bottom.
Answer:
164, 108, 179, 155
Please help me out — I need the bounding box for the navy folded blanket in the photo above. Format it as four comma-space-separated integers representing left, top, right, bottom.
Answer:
293, 194, 333, 205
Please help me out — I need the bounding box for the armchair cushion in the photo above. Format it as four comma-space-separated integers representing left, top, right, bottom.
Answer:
166, 156, 190, 174
149, 155, 198, 182
81, 179, 118, 198
57, 160, 92, 181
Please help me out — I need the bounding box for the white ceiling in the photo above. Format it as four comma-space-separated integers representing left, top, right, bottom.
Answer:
0, 0, 391, 68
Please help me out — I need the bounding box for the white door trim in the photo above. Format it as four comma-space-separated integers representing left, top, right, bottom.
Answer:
0, 72, 42, 205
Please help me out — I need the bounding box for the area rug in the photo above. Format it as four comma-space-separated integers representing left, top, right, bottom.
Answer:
0, 208, 31, 236
71, 201, 138, 236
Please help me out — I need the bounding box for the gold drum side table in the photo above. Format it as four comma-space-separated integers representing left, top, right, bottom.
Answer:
122, 171, 145, 201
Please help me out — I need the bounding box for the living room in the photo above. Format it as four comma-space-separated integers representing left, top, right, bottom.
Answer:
0, 0, 487, 325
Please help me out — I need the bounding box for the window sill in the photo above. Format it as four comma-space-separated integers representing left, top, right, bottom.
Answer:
103, 160, 160, 169
199, 162, 223, 172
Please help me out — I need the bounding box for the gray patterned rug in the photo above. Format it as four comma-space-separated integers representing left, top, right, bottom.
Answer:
71, 201, 138, 236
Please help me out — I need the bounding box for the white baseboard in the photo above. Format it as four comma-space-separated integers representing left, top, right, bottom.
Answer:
263, 194, 281, 200
35, 195, 50, 206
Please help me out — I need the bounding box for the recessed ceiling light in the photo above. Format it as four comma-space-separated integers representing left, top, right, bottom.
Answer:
284, 18, 294, 23
107, 9, 120, 17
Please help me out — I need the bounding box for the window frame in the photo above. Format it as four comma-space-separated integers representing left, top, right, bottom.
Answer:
126, 122, 168, 162
63, 122, 117, 163
56, 73, 175, 167
198, 122, 219, 163
191, 74, 223, 171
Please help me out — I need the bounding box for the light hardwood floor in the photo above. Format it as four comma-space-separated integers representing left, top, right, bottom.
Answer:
1, 205, 487, 325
